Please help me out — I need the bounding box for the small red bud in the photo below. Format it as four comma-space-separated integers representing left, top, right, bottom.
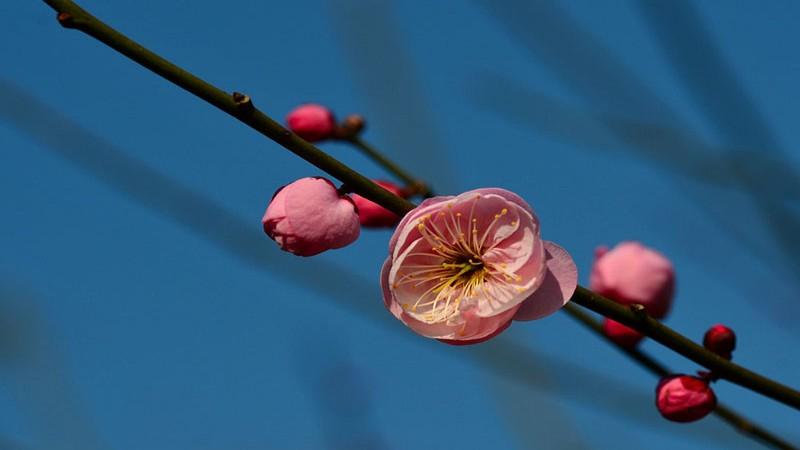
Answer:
603, 318, 644, 348
285, 104, 336, 142
656, 375, 717, 422
703, 324, 736, 360
351, 180, 404, 228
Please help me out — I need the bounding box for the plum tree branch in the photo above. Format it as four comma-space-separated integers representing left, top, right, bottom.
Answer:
43, 0, 414, 218
346, 136, 434, 197
41, 0, 800, 413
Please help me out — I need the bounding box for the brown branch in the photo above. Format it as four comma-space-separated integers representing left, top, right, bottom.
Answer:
41, 0, 800, 413
46, 1, 414, 218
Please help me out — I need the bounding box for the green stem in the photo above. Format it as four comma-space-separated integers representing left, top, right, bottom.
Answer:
41, 0, 800, 412
347, 136, 433, 197
563, 304, 797, 450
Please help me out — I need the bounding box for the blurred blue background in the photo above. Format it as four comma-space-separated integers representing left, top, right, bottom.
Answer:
1, 1, 799, 449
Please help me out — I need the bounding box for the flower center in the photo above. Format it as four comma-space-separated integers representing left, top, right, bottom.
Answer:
392, 196, 525, 324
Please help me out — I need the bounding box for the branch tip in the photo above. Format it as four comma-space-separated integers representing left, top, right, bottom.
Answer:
334, 114, 366, 140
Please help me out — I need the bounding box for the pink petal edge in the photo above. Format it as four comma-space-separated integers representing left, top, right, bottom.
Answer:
513, 241, 578, 321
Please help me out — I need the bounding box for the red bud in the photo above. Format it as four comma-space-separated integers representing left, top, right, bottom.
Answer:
703, 324, 736, 360
656, 375, 717, 422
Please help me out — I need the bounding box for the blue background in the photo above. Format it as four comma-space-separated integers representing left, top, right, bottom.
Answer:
1, 1, 799, 449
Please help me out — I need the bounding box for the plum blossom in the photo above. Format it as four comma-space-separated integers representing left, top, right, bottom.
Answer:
380, 188, 577, 343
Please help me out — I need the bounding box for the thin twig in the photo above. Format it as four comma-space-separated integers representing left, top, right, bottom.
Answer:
347, 136, 433, 197
41, 0, 800, 411
563, 304, 798, 450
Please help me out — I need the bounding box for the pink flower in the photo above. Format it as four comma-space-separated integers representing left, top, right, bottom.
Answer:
380, 188, 578, 343
603, 318, 644, 348
262, 177, 360, 256
351, 180, 404, 228
590, 242, 675, 319
286, 104, 336, 142
656, 375, 717, 422
703, 324, 736, 360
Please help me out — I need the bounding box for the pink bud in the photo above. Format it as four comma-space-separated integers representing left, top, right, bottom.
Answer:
262, 177, 360, 256
286, 104, 336, 142
351, 180, 404, 228
603, 318, 644, 348
656, 375, 717, 422
590, 242, 675, 319
703, 324, 736, 360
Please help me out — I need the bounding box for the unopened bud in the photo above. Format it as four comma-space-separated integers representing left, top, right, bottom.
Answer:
262, 177, 360, 256
703, 324, 736, 360
656, 375, 717, 423
285, 104, 336, 142
603, 318, 644, 348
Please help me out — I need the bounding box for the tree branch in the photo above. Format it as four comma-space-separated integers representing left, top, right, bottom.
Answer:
44, 0, 414, 218
41, 0, 800, 412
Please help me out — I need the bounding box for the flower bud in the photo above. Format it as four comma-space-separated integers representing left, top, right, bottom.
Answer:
286, 104, 336, 142
703, 324, 736, 360
351, 180, 404, 228
262, 177, 360, 256
334, 114, 366, 139
590, 242, 675, 319
603, 318, 644, 348
656, 375, 716, 422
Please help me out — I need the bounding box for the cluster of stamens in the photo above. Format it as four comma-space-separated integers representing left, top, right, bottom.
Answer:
391, 195, 527, 324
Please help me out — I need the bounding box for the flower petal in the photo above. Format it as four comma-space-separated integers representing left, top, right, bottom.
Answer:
380, 257, 403, 318
389, 196, 452, 259
444, 304, 519, 344
458, 188, 535, 217
438, 311, 515, 346
513, 241, 577, 321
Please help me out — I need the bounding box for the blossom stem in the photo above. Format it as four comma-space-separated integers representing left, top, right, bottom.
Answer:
42, 0, 800, 412
563, 303, 798, 450
345, 136, 433, 197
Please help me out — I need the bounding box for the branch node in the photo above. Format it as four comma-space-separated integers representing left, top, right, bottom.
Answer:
57, 12, 76, 28
629, 303, 646, 315
231, 91, 254, 111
